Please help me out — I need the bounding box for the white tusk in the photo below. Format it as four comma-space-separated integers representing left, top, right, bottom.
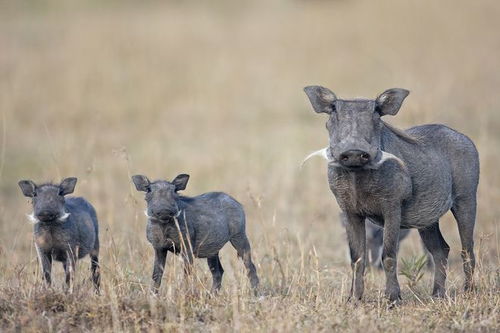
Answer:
372, 151, 406, 169
144, 210, 151, 218
26, 213, 39, 224
175, 210, 182, 218
301, 147, 331, 168
58, 212, 70, 222
301, 147, 341, 168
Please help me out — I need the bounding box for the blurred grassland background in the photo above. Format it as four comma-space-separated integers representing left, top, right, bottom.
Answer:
0, 0, 499, 332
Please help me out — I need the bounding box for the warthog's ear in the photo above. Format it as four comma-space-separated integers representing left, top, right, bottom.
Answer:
376, 88, 409, 116
60, 177, 77, 196
18, 180, 37, 197
303, 86, 337, 114
172, 174, 189, 191
132, 175, 151, 192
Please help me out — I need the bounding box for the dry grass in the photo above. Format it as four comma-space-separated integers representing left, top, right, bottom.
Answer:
0, 0, 499, 332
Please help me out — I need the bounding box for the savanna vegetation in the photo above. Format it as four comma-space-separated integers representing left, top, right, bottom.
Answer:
0, 1, 498, 331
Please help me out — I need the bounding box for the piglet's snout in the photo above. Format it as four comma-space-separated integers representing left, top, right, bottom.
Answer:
37, 210, 58, 222
152, 208, 176, 220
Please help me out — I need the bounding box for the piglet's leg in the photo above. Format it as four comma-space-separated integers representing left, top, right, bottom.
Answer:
230, 233, 259, 290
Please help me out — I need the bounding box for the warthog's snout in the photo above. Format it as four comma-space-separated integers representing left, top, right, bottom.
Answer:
152, 208, 177, 220
37, 209, 59, 222
339, 149, 372, 168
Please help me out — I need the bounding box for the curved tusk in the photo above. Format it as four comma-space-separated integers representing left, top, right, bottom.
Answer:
26, 213, 39, 224
58, 212, 70, 222
372, 151, 406, 169
301, 147, 331, 168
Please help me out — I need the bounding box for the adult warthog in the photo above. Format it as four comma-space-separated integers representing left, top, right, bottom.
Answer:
303, 86, 479, 302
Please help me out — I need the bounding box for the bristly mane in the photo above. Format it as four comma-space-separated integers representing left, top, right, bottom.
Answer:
382, 121, 419, 144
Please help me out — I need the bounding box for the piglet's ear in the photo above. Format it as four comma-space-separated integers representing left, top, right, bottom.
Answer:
376, 88, 409, 116
132, 175, 150, 192
172, 174, 189, 191
60, 177, 77, 196
18, 180, 37, 197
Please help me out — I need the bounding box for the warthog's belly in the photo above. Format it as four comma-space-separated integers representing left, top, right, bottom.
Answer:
148, 218, 231, 258
401, 193, 453, 228
192, 231, 231, 258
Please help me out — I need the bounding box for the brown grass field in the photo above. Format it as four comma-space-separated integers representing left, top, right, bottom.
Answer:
0, 0, 499, 332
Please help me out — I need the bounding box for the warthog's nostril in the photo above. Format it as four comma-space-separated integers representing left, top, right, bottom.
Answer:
154, 209, 175, 219
38, 211, 57, 221
339, 150, 371, 167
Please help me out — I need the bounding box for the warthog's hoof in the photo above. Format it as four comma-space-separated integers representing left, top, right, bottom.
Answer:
464, 283, 476, 293
385, 288, 401, 304
432, 288, 447, 298
346, 296, 362, 305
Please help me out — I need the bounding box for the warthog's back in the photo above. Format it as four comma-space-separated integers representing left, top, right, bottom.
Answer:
406, 124, 480, 194
395, 124, 479, 228
182, 192, 246, 258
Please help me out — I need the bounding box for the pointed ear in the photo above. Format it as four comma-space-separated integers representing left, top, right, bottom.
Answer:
172, 174, 189, 191
303, 86, 337, 114
132, 175, 151, 192
376, 88, 409, 116
18, 180, 37, 197
60, 177, 77, 196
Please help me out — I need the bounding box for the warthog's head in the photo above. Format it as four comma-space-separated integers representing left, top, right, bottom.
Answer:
132, 174, 189, 221
304, 86, 409, 170
18, 178, 77, 223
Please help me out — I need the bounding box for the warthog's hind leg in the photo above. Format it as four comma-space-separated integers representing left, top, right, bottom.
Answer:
230, 233, 259, 290
451, 196, 477, 292
418, 222, 450, 297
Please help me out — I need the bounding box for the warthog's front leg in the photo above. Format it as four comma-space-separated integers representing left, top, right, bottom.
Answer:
381, 205, 402, 303
63, 249, 77, 292
37, 247, 52, 286
151, 247, 168, 294
207, 253, 224, 292
344, 212, 366, 301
